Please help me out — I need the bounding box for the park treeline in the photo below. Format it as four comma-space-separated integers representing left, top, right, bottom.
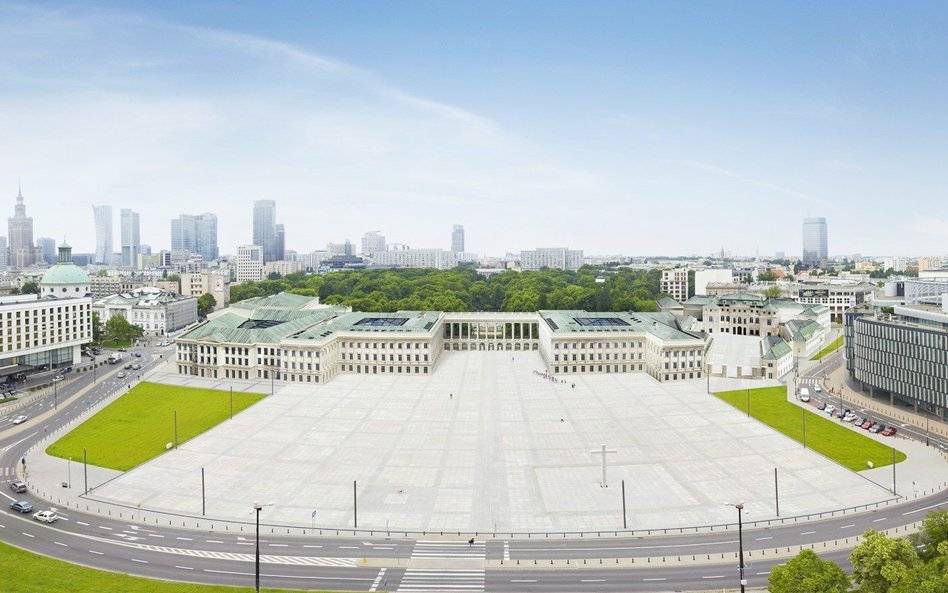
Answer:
229, 266, 665, 313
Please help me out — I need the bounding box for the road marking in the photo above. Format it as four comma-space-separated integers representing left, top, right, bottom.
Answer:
642, 578, 667, 581
89, 550, 103, 555
206, 539, 223, 543
175, 565, 193, 570
203, 568, 372, 581
504, 540, 510, 561
801, 531, 816, 535
339, 545, 359, 549
757, 571, 770, 575
0, 492, 16, 502
581, 579, 606, 582
175, 537, 192, 541
702, 575, 724, 579
840, 524, 855, 529
77, 521, 89, 526
130, 558, 148, 563
904, 502, 946, 515
98, 526, 112, 531
369, 567, 387, 592
21, 532, 34, 538
511, 580, 536, 583
54, 541, 67, 547
755, 536, 773, 540
303, 544, 322, 548
146, 533, 164, 538
872, 517, 887, 522
269, 543, 288, 547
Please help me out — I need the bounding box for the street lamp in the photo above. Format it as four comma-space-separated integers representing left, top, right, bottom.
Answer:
253, 501, 274, 593
725, 502, 746, 593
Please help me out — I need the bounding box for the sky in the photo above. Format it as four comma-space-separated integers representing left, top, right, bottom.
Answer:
1, 1, 947, 259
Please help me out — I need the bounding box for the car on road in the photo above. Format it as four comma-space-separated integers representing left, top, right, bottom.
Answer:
813, 384, 822, 393
124, 363, 133, 370
9, 500, 33, 513
62, 366, 72, 373
843, 413, 857, 423
32, 510, 58, 523
853, 416, 865, 426
861, 420, 876, 430
9, 480, 26, 493
825, 404, 836, 415
117, 371, 126, 379
117, 348, 127, 352
132, 363, 141, 370
12, 415, 28, 425
817, 401, 826, 410
52, 375, 64, 382
881, 427, 897, 437
869, 424, 885, 434
800, 388, 811, 402
133, 352, 142, 357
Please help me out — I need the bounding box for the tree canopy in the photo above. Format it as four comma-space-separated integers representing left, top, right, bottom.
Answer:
197, 293, 217, 318
768, 549, 850, 593
104, 315, 144, 345
230, 266, 667, 313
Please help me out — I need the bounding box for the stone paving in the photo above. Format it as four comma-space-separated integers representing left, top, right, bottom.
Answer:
40, 351, 918, 533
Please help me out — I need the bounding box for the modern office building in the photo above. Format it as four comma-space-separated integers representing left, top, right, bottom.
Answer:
275, 223, 285, 262
252, 200, 277, 262
660, 268, 689, 302
171, 213, 218, 261
0, 236, 8, 270
36, 237, 56, 265
0, 292, 92, 372
802, 217, 828, 267
361, 231, 386, 255
236, 245, 264, 283
8, 184, 39, 268
175, 293, 706, 384
92, 204, 113, 264
845, 301, 948, 421
93, 287, 197, 336
370, 248, 474, 269
120, 208, 141, 268
451, 224, 465, 252
520, 248, 583, 271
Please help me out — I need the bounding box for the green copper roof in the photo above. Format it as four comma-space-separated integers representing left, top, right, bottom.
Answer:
40, 263, 90, 285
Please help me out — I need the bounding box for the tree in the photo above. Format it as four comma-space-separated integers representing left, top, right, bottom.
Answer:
104, 315, 144, 345
165, 274, 181, 293
19, 281, 39, 294
768, 549, 850, 593
197, 293, 217, 318
758, 271, 778, 282
911, 509, 948, 563
850, 530, 920, 593
762, 285, 783, 298
267, 272, 283, 280
91, 312, 103, 343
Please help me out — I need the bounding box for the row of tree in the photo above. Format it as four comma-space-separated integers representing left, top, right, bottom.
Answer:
769, 509, 948, 593
231, 266, 667, 312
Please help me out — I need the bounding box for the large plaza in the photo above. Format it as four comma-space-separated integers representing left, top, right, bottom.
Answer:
82, 351, 899, 533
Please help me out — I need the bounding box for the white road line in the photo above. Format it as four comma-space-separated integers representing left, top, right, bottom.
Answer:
755, 536, 773, 540
269, 543, 288, 547
77, 521, 89, 526
130, 558, 148, 563
581, 579, 606, 582
206, 539, 223, 543
175, 565, 193, 570
904, 502, 946, 515
840, 524, 855, 529
511, 580, 536, 583
504, 541, 510, 561
702, 575, 724, 579
98, 525, 112, 530
369, 567, 387, 592
642, 577, 667, 581
801, 531, 816, 535
0, 491, 16, 502
175, 537, 192, 541
303, 544, 322, 548
339, 546, 359, 549
21, 532, 34, 538
54, 541, 67, 547
146, 533, 164, 538
89, 550, 103, 555
203, 568, 372, 581
873, 517, 887, 522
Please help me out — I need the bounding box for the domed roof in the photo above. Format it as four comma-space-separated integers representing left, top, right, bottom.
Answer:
41, 263, 90, 285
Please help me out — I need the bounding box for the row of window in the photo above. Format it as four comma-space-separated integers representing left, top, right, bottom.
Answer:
554, 342, 644, 350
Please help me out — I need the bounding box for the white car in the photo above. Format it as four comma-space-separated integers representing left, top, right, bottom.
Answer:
33, 510, 59, 523
12, 415, 28, 425
825, 404, 836, 415
813, 384, 822, 393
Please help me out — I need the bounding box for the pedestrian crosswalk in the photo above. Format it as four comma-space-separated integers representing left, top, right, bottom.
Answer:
397, 569, 485, 592
396, 540, 487, 592
409, 540, 485, 558
1, 466, 12, 477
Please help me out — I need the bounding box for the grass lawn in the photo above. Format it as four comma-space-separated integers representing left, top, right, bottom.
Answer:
0, 540, 318, 593
47, 382, 266, 471
715, 386, 906, 471
810, 336, 844, 360
100, 338, 133, 349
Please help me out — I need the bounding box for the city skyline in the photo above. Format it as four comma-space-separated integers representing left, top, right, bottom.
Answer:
2, 2, 948, 256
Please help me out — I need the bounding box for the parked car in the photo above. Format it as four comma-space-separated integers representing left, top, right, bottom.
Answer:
853, 416, 865, 426
9, 500, 33, 513
881, 427, 897, 437
843, 413, 857, 423
117, 348, 127, 352
12, 415, 28, 425
869, 424, 885, 434
117, 371, 126, 379
32, 510, 58, 523
62, 366, 73, 373
132, 363, 141, 370
817, 401, 826, 411
52, 375, 64, 382
825, 404, 836, 415
9, 480, 26, 493
861, 420, 876, 430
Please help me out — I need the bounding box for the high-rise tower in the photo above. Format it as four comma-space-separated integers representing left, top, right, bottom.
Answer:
451, 224, 465, 252
8, 183, 36, 268
121, 208, 141, 268
802, 217, 828, 267
253, 200, 277, 262
92, 205, 113, 264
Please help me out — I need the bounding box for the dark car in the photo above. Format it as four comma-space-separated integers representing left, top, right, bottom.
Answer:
124, 363, 133, 370
9, 500, 33, 513
62, 366, 73, 373
117, 348, 127, 352
9, 480, 26, 493
817, 401, 826, 411
133, 352, 142, 358
869, 424, 885, 434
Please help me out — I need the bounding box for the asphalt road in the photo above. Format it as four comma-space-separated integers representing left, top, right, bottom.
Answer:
0, 347, 944, 592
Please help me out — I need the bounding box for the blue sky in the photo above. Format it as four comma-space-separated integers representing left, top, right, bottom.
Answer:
1, 1, 946, 258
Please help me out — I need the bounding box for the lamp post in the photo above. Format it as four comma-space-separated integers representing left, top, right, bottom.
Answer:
253, 502, 273, 593
725, 502, 746, 593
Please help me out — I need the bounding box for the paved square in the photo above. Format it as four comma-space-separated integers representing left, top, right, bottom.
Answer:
89, 352, 893, 532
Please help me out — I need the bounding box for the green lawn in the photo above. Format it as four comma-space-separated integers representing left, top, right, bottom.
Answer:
47, 382, 266, 470
100, 338, 132, 349
0, 540, 319, 593
810, 336, 844, 360
715, 386, 906, 471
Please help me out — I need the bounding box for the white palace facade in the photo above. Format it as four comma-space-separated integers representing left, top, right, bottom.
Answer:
176, 293, 706, 385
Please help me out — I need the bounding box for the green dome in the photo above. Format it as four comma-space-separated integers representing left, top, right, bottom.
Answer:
41, 263, 90, 285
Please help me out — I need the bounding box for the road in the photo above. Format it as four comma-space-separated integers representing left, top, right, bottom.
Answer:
0, 347, 944, 592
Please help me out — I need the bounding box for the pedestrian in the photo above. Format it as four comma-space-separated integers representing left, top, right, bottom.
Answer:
450, 393, 453, 399
468, 537, 474, 547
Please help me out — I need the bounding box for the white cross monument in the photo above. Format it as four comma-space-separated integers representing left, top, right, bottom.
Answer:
590, 444, 617, 488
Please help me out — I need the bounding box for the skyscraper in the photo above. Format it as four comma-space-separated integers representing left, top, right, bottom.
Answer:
802, 217, 828, 267
275, 223, 285, 261
92, 205, 113, 265
171, 213, 218, 261
361, 231, 386, 255
36, 237, 56, 265
8, 183, 36, 268
120, 208, 141, 268
253, 200, 277, 262
0, 236, 8, 270
451, 224, 465, 252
